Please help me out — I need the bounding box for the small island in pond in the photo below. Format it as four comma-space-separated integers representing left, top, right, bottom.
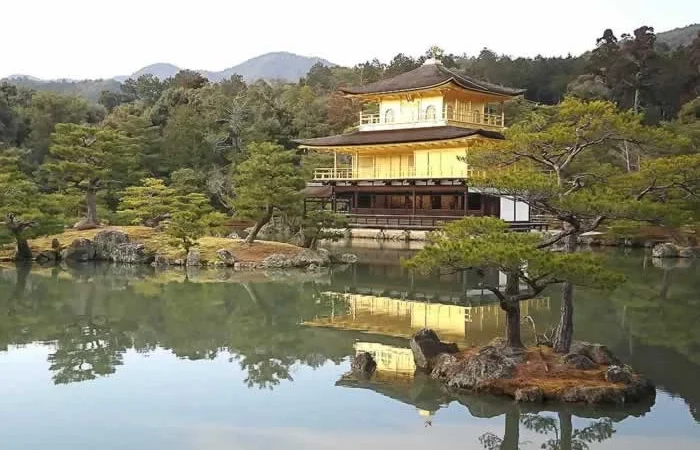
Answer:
351, 328, 655, 405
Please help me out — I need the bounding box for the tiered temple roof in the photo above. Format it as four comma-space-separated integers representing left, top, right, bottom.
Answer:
295, 125, 503, 148
338, 60, 526, 97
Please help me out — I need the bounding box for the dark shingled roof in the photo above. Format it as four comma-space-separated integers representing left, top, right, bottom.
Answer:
301, 185, 333, 198
295, 126, 504, 148
339, 61, 525, 97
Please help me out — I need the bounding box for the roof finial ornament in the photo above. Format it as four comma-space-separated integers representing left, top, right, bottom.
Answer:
424, 45, 444, 65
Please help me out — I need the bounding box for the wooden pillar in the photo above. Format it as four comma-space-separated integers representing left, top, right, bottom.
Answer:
333, 150, 337, 177
463, 186, 468, 216
331, 185, 336, 212
412, 185, 416, 215
500, 101, 505, 127
353, 190, 359, 210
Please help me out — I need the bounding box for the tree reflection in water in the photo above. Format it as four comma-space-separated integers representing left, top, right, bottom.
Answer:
0, 255, 698, 422
480, 410, 617, 450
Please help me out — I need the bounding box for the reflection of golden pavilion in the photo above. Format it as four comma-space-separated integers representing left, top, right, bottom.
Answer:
308, 292, 551, 345
355, 342, 416, 374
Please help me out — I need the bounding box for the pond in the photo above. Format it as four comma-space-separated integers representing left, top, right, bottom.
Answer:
0, 245, 698, 449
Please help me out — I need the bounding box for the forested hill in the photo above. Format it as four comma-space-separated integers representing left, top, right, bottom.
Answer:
657, 23, 700, 48
2, 24, 699, 121
114, 52, 334, 83
3, 52, 334, 102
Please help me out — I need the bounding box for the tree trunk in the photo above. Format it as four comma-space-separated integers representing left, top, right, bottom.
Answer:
554, 231, 577, 353
11, 262, 31, 302
245, 204, 273, 244
503, 301, 523, 349
502, 271, 523, 348
14, 235, 32, 261
559, 412, 573, 450
501, 410, 521, 450
85, 187, 99, 226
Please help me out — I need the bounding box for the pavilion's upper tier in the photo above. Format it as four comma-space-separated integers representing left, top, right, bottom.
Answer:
339, 58, 525, 99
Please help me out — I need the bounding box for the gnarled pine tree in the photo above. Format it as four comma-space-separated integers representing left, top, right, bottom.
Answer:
404, 217, 622, 349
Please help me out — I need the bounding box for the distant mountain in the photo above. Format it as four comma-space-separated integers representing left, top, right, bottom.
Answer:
2, 76, 121, 102
117, 52, 334, 83
209, 51, 334, 82
114, 63, 181, 82
5, 74, 43, 82
657, 24, 700, 48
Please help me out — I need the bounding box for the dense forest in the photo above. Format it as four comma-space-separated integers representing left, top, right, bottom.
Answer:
1, 26, 700, 255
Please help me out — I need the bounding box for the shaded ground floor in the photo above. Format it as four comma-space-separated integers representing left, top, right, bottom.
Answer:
303, 182, 542, 231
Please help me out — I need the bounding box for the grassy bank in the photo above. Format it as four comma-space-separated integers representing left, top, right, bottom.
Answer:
0, 226, 303, 263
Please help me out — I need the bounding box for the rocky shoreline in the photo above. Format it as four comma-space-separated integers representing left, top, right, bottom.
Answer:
3, 228, 356, 271
351, 329, 656, 405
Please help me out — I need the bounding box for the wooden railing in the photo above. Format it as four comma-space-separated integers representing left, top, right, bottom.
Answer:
313, 166, 353, 180
313, 165, 486, 181
346, 214, 548, 231
360, 106, 504, 130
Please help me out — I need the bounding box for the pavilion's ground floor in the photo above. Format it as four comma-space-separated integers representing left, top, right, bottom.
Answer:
303, 181, 542, 231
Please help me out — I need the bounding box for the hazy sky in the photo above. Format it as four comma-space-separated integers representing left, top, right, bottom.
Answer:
1, 0, 697, 79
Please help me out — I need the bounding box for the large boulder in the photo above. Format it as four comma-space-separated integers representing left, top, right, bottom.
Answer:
216, 249, 236, 266
291, 248, 331, 267
350, 352, 377, 379
432, 344, 518, 390
36, 250, 58, 264
560, 385, 625, 404
244, 222, 292, 241
261, 253, 293, 269
186, 248, 201, 267
61, 238, 96, 262
652, 242, 679, 258
563, 353, 597, 370
112, 243, 152, 264
93, 229, 130, 260
514, 387, 544, 403
410, 328, 459, 372
73, 219, 99, 231
569, 341, 620, 366
606, 365, 634, 384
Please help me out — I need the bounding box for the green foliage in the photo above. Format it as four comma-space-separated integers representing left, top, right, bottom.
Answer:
23, 91, 94, 166
301, 210, 348, 249
404, 217, 624, 294
116, 178, 176, 225
166, 211, 207, 253
0, 151, 64, 253
470, 98, 697, 236
42, 123, 141, 190
233, 141, 305, 221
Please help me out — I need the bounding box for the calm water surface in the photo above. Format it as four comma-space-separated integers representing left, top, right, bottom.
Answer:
0, 244, 698, 449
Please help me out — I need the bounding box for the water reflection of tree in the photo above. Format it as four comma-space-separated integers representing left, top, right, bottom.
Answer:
0, 267, 350, 388
521, 413, 614, 450
48, 319, 128, 384
479, 411, 522, 450
479, 411, 615, 450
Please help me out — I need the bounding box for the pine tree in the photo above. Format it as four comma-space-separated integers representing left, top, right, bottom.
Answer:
232, 142, 305, 244
404, 217, 623, 348
0, 151, 63, 260
468, 97, 698, 352
40, 123, 141, 228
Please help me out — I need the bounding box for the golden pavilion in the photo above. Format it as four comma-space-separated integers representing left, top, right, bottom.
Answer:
297, 57, 536, 229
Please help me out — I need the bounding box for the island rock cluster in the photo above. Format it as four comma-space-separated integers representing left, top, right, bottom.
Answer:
350, 329, 656, 405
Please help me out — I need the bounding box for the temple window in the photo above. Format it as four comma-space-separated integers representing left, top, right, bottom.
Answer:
384, 109, 395, 123
425, 105, 437, 120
